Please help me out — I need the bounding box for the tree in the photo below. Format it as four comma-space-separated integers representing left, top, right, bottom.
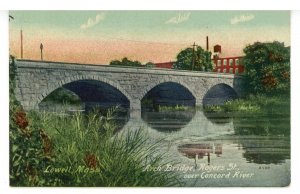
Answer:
145, 62, 155, 68
173, 46, 213, 71
109, 57, 142, 67
243, 41, 290, 95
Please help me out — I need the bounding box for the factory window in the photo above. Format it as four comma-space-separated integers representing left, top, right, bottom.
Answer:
229, 59, 233, 66
212, 63, 216, 69
223, 59, 227, 66
235, 59, 239, 66
235, 69, 239, 74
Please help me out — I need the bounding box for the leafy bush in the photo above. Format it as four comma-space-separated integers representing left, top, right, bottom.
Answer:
243, 41, 290, 95
10, 56, 54, 186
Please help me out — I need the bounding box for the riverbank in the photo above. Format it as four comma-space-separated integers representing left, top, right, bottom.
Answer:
203, 95, 290, 115
203, 95, 290, 136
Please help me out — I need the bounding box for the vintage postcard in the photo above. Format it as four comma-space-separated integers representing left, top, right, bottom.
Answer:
9, 11, 290, 187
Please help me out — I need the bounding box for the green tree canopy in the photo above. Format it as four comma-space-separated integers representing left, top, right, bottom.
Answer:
145, 62, 155, 68
110, 57, 142, 67
243, 41, 290, 95
173, 46, 213, 71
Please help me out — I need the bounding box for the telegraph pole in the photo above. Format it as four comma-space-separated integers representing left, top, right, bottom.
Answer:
206, 36, 209, 51
20, 29, 23, 59
191, 42, 196, 71
40, 43, 44, 61
206, 36, 209, 71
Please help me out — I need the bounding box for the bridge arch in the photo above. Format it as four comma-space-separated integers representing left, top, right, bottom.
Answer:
35, 74, 133, 109
139, 78, 197, 101
140, 79, 197, 109
202, 83, 238, 106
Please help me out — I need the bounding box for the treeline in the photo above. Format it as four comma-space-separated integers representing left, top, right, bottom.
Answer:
109, 57, 155, 67
110, 41, 290, 96
109, 45, 213, 71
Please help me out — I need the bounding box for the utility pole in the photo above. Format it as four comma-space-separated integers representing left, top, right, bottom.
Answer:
206, 36, 209, 51
206, 36, 209, 71
20, 30, 23, 59
191, 42, 197, 71
40, 43, 43, 61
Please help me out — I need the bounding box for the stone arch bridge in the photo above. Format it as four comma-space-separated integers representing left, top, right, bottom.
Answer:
14, 60, 244, 118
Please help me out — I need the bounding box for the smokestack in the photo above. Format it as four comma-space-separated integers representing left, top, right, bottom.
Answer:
20, 30, 23, 59
206, 36, 209, 51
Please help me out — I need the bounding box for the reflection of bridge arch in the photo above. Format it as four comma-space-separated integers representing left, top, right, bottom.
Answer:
35, 74, 132, 110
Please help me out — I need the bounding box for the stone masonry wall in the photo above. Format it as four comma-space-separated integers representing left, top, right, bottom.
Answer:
14, 60, 244, 118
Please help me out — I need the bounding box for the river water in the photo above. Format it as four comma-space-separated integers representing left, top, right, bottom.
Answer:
40, 102, 290, 187
121, 109, 290, 187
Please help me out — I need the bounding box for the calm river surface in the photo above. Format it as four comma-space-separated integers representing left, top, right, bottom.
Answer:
122, 109, 290, 187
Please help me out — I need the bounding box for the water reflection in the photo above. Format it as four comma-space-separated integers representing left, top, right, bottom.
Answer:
177, 136, 290, 166
238, 137, 290, 164
141, 109, 196, 132
203, 111, 232, 125
178, 143, 223, 166
118, 107, 290, 186
233, 114, 290, 136
202, 108, 290, 136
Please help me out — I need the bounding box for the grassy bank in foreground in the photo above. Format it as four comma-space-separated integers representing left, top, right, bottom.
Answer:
203, 95, 290, 115
10, 108, 181, 186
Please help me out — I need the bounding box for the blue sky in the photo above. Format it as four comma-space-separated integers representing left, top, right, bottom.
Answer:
9, 11, 290, 64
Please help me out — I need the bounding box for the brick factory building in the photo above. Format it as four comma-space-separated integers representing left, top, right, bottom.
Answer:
212, 44, 245, 74
154, 61, 174, 69
153, 44, 245, 74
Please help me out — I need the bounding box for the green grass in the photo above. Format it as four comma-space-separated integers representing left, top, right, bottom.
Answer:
26, 108, 181, 186
157, 105, 191, 112
203, 95, 290, 115
203, 95, 290, 136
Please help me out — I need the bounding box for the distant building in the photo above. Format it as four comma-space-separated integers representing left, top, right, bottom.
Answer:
153, 44, 245, 74
154, 61, 174, 69
213, 55, 245, 74
213, 44, 245, 74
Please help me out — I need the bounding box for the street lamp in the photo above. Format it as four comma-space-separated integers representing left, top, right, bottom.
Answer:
40, 43, 43, 61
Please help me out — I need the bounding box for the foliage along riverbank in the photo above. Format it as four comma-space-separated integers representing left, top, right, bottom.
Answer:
203, 94, 290, 115
203, 95, 290, 136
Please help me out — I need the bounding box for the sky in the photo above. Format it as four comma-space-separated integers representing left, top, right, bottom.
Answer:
9, 11, 290, 64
